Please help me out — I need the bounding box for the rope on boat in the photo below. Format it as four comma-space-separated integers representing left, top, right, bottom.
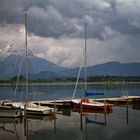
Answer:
72, 47, 84, 99
13, 48, 25, 100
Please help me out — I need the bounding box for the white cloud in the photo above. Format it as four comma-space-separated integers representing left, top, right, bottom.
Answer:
29, 32, 140, 68
0, 0, 140, 68
115, 0, 140, 28
87, 0, 111, 11
0, 24, 140, 68
0, 24, 25, 48
31, 37, 84, 68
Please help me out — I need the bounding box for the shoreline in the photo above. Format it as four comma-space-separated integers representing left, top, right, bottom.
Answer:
0, 81, 140, 86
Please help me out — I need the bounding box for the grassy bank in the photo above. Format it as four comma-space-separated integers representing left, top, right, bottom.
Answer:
1, 81, 140, 86
0, 76, 140, 85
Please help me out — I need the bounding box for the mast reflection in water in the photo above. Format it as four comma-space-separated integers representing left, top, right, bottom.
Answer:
0, 106, 140, 140
0, 84, 140, 140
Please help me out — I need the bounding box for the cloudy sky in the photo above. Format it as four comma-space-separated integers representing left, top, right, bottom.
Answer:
0, 0, 140, 68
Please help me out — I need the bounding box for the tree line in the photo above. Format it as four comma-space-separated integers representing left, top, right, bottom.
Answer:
0, 75, 140, 84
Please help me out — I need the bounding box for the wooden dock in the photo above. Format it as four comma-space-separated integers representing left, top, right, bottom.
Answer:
96, 96, 140, 108
31, 96, 140, 103
2, 96, 140, 110
30, 96, 140, 109
96, 96, 140, 101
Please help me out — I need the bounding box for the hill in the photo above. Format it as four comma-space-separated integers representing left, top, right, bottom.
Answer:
59, 62, 140, 77
0, 44, 65, 78
0, 45, 140, 79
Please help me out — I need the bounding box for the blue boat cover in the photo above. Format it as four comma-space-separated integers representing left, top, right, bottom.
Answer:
85, 91, 104, 97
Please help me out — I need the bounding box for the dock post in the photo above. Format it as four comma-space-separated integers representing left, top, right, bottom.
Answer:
80, 101, 83, 114
24, 104, 27, 136
104, 100, 107, 125
54, 101, 56, 113
24, 104, 26, 118
126, 96, 129, 124
80, 101, 83, 130
80, 111, 83, 130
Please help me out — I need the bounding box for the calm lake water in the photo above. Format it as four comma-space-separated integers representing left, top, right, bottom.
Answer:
0, 83, 140, 101
0, 83, 140, 140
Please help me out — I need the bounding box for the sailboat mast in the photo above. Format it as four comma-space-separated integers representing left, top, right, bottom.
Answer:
25, 13, 28, 100
84, 23, 87, 94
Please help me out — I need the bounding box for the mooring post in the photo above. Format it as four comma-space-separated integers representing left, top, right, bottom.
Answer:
24, 104, 26, 118
104, 100, 107, 125
80, 111, 83, 130
54, 101, 56, 113
24, 104, 27, 136
80, 100, 83, 114
126, 95, 129, 124
80, 101, 83, 130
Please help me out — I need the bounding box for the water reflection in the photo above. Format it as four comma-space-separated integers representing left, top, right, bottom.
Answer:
0, 117, 25, 140
0, 108, 110, 140
0, 106, 140, 140
0, 115, 56, 140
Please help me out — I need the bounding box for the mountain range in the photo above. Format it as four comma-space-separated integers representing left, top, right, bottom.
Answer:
0, 44, 140, 79
59, 62, 140, 77
0, 45, 65, 78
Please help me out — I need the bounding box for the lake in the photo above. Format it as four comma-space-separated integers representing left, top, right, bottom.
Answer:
0, 83, 140, 140
0, 83, 140, 101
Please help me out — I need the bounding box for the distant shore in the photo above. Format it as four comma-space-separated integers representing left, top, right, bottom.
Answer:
0, 81, 140, 86
1, 75, 140, 86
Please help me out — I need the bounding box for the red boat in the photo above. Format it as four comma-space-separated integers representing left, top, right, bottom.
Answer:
72, 98, 113, 111
72, 24, 113, 112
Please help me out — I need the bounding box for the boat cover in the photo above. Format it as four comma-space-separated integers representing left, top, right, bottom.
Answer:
85, 91, 104, 97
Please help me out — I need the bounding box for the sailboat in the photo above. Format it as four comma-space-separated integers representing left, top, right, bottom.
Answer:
12, 13, 55, 116
72, 23, 113, 111
72, 98, 113, 110
0, 102, 24, 118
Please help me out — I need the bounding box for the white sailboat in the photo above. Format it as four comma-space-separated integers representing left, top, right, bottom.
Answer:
12, 102, 54, 115
12, 13, 55, 116
0, 103, 24, 118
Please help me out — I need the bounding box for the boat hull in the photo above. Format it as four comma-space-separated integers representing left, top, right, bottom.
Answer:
12, 102, 55, 116
25, 108, 53, 116
0, 106, 24, 118
72, 99, 113, 111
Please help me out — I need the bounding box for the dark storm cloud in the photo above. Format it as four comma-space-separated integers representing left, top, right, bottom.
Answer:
0, 0, 140, 39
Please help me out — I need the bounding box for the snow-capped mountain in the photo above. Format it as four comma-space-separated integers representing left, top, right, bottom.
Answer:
0, 45, 22, 61
0, 44, 34, 61
0, 44, 65, 78
0, 44, 140, 79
